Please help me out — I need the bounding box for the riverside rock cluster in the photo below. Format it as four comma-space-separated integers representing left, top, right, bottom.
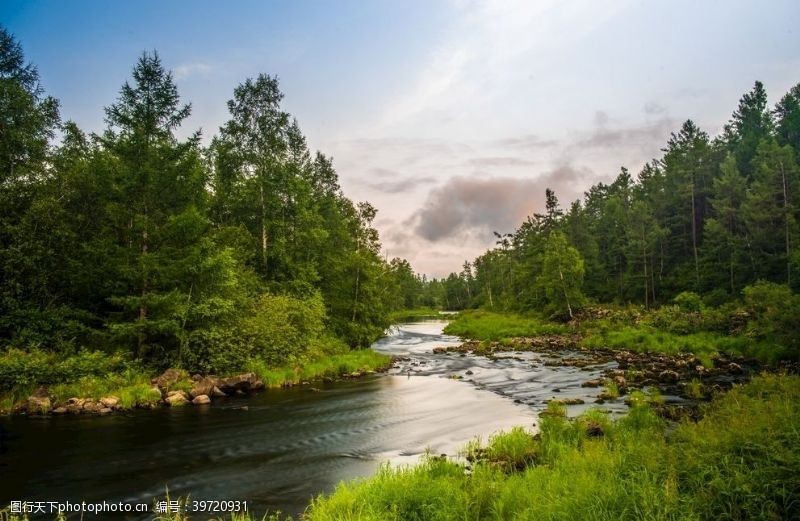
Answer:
20, 370, 267, 416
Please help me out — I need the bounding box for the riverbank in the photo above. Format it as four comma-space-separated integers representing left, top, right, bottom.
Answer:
0, 348, 392, 416
7, 373, 792, 521
303, 373, 800, 520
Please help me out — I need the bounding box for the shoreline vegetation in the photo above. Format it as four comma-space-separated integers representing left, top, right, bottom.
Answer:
5, 373, 797, 521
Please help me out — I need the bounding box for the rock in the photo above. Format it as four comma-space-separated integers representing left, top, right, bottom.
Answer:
613, 375, 627, 390
99, 407, 112, 415
211, 386, 226, 397
192, 394, 211, 405
191, 374, 202, 381
27, 391, 51, 414
548, 397, 585, 405
165, 391, 189, 406
728, 362, 743, 374
658, 370, 680, 383
67, 397, 86, 407
465, 370, 474, 376
585, 421, 605, 437
100, 396, 119, 408
83, 401, 102, 413
52, 407, 67, 415
217, 372, 260, 393
152, 368, 184, 391
581, 379, 604, 388
189, 377, 218, 398
66, 404, 82, 414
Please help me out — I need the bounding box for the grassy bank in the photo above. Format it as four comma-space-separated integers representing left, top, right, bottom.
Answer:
444, 301, 794, 365
443, 310, 568, 341
0, 348, 391, 415
246, 349, 392, 388
303, 374, 799, 520
388, 307, 443, 323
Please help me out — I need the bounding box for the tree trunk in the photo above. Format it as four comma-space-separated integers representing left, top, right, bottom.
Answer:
260, 184, 268, 274
558, 262, 573, 319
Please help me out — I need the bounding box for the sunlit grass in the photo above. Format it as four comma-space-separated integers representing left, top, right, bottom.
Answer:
247, 349, 391, 388
443, 310, 569, 341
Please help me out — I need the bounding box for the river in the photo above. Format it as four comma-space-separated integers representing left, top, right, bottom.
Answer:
0, 320, 632, 518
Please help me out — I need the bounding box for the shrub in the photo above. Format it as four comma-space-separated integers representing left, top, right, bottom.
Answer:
0, 348, 125, 392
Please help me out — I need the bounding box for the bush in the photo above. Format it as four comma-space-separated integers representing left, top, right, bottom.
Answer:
0, 348, 125, 392
673, 291, 704, 312
743, 281, 800, 357
183, 292, 329, 374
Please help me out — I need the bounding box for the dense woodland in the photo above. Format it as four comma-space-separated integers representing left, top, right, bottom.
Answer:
432, 80, 800, 320
0, 28, 422, 376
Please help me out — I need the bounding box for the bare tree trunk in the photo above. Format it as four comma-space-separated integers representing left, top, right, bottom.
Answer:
559, 263, 573, 319
260, 184, 268, 274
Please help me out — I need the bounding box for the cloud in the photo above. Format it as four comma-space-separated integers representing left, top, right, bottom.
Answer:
466, 156, 538, 168
643, 101, 667, 115
364, 174, 437, 194
491, 134, 559, 150
575, 115, 675, 149
407, 165, 592, 242
173, 62, 213, 80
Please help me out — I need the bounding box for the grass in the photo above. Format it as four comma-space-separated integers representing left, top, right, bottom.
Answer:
247, 349, 392, 388
443, 310, 569, 341
388, 307, 443, 323
300, 374, 800, 521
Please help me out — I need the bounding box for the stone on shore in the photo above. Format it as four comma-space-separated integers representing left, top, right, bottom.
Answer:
192, 394, 211, 405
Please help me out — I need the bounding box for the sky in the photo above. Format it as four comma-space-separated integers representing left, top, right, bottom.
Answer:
3, 0, 800, 277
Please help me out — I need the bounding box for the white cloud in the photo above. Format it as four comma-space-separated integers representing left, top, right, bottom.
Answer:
173, 62, 213, 81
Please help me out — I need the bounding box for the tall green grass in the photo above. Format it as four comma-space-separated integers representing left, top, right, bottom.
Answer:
443, 310, 569, 341
247, 349, 391, 388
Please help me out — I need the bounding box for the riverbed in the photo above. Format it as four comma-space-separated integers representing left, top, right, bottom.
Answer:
1, 321, 542, 518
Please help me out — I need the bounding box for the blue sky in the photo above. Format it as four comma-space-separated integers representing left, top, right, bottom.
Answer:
3, 0, 799, 276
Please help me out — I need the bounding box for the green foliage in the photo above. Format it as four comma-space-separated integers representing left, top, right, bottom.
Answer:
246, 349, 391, 388
0, 29, 423, 382
0, 348, 125, 392
443, 310, 568, 341
673, 291, 704, 312
743, 281, 800, 357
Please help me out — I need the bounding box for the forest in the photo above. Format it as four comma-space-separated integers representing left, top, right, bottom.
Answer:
0, 27, 424, 400
429, 79, 800, 344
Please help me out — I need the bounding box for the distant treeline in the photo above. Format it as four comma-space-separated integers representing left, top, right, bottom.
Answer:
432, 80, 800, 315
0, 28, 424, 372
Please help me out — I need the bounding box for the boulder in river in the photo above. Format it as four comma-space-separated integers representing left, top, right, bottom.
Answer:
581, 378, 604, 388
217, 372, 261, 393
165, 390, 189, 406
192, 394, 211, 405
190, 377, 218, 398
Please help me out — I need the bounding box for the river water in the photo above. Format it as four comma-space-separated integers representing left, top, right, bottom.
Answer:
0, 320, 631, 518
